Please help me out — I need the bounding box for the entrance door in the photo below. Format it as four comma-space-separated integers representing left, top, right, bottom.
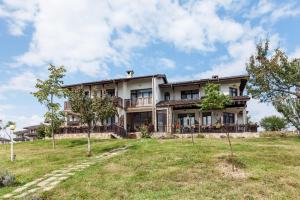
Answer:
157, 110, 167, 132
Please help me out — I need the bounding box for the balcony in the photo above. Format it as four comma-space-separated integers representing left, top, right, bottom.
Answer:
125, 97, 152, 108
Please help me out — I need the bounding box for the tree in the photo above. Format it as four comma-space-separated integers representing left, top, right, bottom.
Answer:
93, 95, 118, 125
199, 83, 232, 111
247, 40, 300, 101
260, 115, 288, 131
273, 98, 300, 132
68, 89, 95, 156
246, 40, 300, 132
32, 64, 67, 149
68, 90, 118, 156
199, 83, 235, 171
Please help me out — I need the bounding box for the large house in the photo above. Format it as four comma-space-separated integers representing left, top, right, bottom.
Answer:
62, 71, 257, 136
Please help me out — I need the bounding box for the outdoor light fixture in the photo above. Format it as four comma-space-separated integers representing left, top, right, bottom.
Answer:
9, 124, 16, 161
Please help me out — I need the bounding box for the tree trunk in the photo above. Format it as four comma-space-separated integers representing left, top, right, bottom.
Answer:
87, 126, 92, 157
51, 94, 56, 149
226, 132, 235, 172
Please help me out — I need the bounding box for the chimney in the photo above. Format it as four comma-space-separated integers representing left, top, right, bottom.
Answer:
126, 70, 134, 78
212, 75, 219, 79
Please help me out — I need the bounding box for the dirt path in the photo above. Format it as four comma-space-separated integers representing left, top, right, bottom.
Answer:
2, 147, 128, 199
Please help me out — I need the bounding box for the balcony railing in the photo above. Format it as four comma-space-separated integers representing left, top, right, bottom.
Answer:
64, 97, 123, 111
125, 97, 152, 108
172, 124, 258, 133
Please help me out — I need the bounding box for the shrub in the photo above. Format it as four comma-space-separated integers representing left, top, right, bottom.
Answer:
0, 171, 16, 187
197, 134, 205, 138
140, 125, 152, 138
260, 115, 288, 131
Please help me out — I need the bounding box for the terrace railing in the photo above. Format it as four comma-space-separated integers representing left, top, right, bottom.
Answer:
172, 124, 258, 134
125, 97, 152, 108
59, 124, 127, 138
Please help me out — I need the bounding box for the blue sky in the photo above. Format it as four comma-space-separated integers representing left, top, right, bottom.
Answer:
0, 0, 300, 131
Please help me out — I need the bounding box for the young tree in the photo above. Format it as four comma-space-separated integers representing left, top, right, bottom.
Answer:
247, 40, 300, 131
68, 90, 118, 156
199, 83, 235, 171
260, 115, 288, 131
199, 83, 232, 111
68, 89, 95, 156
93, 95, 118, 126
32, 64, 67, 149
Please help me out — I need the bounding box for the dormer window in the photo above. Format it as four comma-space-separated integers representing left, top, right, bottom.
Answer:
164, 92, 170, 101
229, 87, 238, 96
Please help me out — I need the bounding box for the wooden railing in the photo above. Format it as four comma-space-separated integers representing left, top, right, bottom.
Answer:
59, 124, 127, 138
172, 124, 258, 133
125, 97, 152, 108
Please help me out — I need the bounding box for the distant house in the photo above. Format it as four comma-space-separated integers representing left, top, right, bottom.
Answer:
14, 130, 31, 142
14, 124, 43, 141
0, 137, 10, 144
61, 72, 258, 137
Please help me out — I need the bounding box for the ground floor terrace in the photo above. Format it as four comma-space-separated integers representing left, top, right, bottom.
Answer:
123, 106, 257, 134
62, 99, 258, 136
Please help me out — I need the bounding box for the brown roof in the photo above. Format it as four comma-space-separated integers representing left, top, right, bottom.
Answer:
159, 74, 249, 88
156, 96, 250, 107
63, 74, 167, 88
23, 124, 43, 130
0, 137, 10, 142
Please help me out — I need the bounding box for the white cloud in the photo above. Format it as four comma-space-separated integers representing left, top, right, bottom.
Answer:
290, 47, 300, 59
0, 71, 37, 98
184, 65, 193, 71
159, 58, 176, 69
0, 0, 247, 76
247, 0, 300, 23
0, 104, 15, 111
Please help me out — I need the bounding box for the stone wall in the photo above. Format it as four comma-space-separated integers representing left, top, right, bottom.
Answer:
174, 132, 259, 138
55, 132, 113, 139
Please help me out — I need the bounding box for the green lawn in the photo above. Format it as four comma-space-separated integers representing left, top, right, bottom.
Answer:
1, 137, 300, 199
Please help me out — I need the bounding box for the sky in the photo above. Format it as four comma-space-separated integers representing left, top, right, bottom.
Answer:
0, 0, 300, 132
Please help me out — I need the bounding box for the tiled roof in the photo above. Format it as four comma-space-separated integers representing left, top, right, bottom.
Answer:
159, 74, 249, 88
63, 74, 167, 88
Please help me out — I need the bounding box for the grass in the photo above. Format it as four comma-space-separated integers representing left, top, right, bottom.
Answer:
0, 138, 129, 196
1, 137, 300, 199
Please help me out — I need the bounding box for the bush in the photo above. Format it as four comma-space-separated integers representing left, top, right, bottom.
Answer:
0, 171, 16, 187
197, 134, 205, 138
140, 125, 152, 138
260, 115, 288, 131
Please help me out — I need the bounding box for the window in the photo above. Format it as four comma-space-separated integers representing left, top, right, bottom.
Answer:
229, 87, 238, 96
181, 90, 199, 100
106, 89, 115, 97
164, 92, 170, 101
131, 89, 152, 100
178, 113, 196, 127
202, 112, 212, 126
223, 112, 235, 124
